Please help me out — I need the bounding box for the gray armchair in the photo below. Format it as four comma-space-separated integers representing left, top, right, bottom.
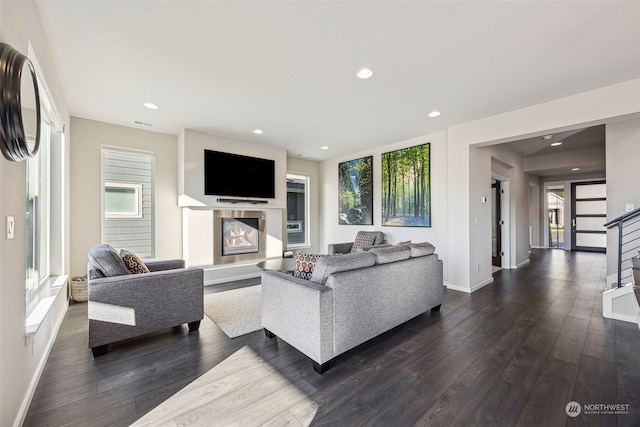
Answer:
87, 244, 204, 357
328, 231, 386, 255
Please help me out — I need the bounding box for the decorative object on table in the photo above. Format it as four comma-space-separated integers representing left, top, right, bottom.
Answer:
70, 275, 88, 302
338, 155, 373, 225
381, 142, 431, 227
0, 42, 41, 161
204, 285, 262, 338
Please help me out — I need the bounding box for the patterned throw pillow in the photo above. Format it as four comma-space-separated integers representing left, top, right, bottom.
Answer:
120, 249, 151, 274
293, 253, 329, 280
350, 234, 376, 253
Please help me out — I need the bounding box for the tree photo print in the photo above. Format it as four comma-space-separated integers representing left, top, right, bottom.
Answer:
338, 156, 373, 225
382, 143, 431, 227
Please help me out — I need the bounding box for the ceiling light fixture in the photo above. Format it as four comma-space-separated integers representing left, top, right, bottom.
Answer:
143, 102, 159, 110
356, 68, 374, 79
571, 167, 580, 171
321, 146, 329, 150
428, 111, 441, 118
253, 129, 263, 134
550, 142, 563, 146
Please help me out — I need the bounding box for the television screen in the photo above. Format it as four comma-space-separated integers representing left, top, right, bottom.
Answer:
204, 149, 276, 199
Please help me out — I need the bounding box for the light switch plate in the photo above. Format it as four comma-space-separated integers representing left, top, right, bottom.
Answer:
6, 216, 15, 239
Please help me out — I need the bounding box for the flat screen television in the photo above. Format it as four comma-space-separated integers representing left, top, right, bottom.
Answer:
204, 149, 276, 199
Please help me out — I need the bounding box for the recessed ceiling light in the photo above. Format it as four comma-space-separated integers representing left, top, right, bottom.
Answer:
571, 167, 580, 171
428, 111, 441, 118
356, 68, 374, 79
551, 142, 563, 146
321, 146, 329, 150
542, 134, 553, 140
253, 129, 263, 134
143, 102, 159, 110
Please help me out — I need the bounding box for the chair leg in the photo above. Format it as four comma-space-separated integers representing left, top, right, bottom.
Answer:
431, 304, 442, 312
91, 344, 108, 357
188, 320, 201, 331
264, 328, 276, 339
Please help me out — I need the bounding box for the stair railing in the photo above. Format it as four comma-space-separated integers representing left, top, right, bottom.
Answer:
604, 207, 640, 288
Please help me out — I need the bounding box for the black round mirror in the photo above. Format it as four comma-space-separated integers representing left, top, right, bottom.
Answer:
0, 42, 41, 162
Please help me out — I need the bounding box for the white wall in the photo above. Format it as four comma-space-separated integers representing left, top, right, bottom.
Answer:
70, 118, 182, 277
605, 117, 640, 277
0, 2, 71, 426
319, 131, 449, 282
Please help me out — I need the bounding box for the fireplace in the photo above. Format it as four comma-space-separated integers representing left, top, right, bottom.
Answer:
222, 218, 259, 256
213, 210, 266, 265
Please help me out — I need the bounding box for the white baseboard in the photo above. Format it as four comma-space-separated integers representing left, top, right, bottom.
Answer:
445, 277, 494, 294
511, 258, 531, 270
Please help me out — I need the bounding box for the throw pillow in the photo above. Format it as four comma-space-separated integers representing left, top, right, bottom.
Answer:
293, 253, 329, 280
120, 249, 151, 274
351, 234, 376, 253
88, 244, 132, 278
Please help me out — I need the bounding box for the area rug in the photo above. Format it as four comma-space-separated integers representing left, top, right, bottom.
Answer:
204, 285, 262, 338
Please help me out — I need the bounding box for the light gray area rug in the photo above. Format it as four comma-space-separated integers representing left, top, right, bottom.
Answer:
131, 346, 318, 426
204, 285, 262, 338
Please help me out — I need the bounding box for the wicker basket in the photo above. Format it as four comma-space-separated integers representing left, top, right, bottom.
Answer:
71, 276, 88, 302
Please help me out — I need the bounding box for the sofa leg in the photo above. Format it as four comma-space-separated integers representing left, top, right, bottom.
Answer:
91, 344, 108, 358
188, 320, 201, 331
264, 328, 276, 339
312, 360, 331, 374
431, 304, 442, 312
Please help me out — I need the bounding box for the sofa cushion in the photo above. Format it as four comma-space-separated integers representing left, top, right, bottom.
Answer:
369, 245, 411, 264
293, 253, 329, 280
401, 241, 436, 257
351, 233, 376, 252
310, 252, 376, 285
88, 244, 131, 278
120, 249, 151, 274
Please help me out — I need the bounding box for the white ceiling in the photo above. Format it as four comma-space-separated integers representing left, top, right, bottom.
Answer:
34, 1, 640, 161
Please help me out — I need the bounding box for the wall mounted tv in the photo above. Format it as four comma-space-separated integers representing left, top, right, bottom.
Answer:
204, 149, 276, 199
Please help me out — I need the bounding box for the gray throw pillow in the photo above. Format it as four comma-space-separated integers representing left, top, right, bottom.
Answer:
88, 244, 132, 277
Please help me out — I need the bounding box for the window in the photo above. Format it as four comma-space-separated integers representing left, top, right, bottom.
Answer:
286, 173, 310, 248
104, 182, 143, 218
26, 120, 50, 296
102, 148, 155, 258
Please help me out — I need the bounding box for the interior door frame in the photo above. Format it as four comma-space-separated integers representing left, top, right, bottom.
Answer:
492, 179, 502, 266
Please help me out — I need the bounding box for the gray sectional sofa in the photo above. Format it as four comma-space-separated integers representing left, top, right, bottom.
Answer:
261, 243, 443, 373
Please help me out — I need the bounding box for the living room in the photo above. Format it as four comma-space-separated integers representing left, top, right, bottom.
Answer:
2, 1, 640, 426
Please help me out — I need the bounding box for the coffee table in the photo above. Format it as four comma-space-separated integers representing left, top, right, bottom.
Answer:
256, 258, 295, 274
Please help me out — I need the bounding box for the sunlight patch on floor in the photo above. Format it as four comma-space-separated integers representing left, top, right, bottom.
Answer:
131, 346, 318, 426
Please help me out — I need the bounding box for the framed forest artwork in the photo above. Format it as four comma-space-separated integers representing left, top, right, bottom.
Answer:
338, 156, 373, 225
381, 143, 431, 227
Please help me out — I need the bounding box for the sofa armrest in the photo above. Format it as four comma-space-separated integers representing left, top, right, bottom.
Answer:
261, 271, 334, 364
88, 268, 204, 327
328, 242, 353, 255
145, 259, 185, 271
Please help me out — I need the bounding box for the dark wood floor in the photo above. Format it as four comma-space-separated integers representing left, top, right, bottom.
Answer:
24, 249, 640, 426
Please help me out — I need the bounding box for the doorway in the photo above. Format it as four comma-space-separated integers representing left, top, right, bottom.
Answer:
547, 186, 565, 249
491, 179, 502, 267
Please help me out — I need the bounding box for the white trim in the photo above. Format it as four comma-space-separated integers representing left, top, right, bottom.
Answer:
104, 182, 143, 219
205, 272, 261, 286
445, 277, 494, 293
512, 258, 531, 270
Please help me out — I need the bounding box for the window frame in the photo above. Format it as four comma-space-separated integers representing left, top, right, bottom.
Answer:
286, 172, 311, 249
104, 181, 144, 219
